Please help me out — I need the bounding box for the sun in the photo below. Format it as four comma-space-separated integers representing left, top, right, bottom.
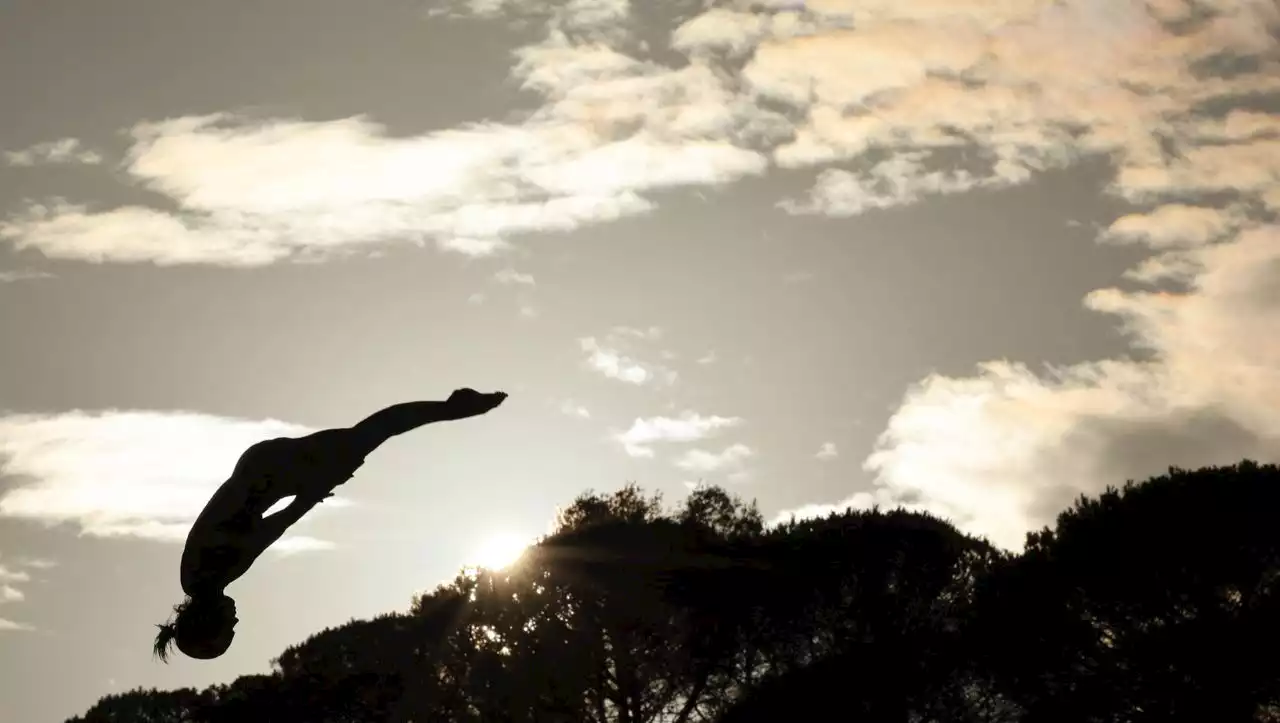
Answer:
471, 532, 530, 571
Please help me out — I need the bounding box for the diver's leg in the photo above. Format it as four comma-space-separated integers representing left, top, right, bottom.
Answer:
348, 391, 507, 450
280, 412, 436, 500
279, 391, 508, 497
349, 401, 454, 448
269, 428, 371, 499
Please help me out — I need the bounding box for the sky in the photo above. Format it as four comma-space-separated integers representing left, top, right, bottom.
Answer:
0, 0, 1277, 720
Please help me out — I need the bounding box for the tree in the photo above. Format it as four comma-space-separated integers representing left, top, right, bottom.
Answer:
66, 688, 212, 723
712, 508, 1004, 722
973, 460, 1280, 722
67, 466, 1280, 723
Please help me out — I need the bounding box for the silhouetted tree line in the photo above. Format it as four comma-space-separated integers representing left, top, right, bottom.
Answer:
70, 460, 1280, 722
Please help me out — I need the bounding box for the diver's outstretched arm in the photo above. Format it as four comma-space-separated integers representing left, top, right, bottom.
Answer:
350, 389, 507, 448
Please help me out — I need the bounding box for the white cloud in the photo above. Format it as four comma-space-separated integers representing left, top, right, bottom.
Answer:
783, 224, 1280, 550
14, 558, 54, 570
611, 325, 663, 340
559, 401, 592, 419
674, 443, 755, 472
0, 0, 1276, 572
1183, 110, 1280, 144
4, 138, 102, 167
764, 0, 1280, 550
781, 152, 1012, 216
438, 237, 511, 258
615, 412, 743, 457
270, 536, 337, 557
0, 410, 349, 547
2, 0, 1275, 273
1, 193, 651, 266
581, 337, 652, 384
0, 555, 51, 632
1, 65, 765, 266
0, 565, 29, 584
121, 114, 525, 216
1101, 204, 1243, 250
494, 268, 536, 285
815, 442, 838, 460
672, 9, 767, 58
579, 327, 677, 386
1264, 187, 1280, 213
512, 33, 783, 144
1113, 138, 1280, 203
738, 0, 1279, 206
0, 202, 297, 267
0, 269, 54, 283
439, 0, 632, 29
745, 22, 988, 111
521, 134, 768, 197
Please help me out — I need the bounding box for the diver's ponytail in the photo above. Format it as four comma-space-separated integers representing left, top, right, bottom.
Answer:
153, 621, 179, 662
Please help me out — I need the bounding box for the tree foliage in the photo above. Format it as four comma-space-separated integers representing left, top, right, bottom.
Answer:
70, 462, 1280, 723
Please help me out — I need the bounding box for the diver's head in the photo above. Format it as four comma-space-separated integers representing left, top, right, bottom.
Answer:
153, 594, 238, 661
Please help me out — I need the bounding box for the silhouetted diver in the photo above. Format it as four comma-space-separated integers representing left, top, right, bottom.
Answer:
153, 388, 508, 662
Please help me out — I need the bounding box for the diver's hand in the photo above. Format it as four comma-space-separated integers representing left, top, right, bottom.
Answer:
446, 388, 508, 418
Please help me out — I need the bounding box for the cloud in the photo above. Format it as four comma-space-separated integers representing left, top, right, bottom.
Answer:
0, 0, 1276, 568
1, 60, 762, 266
0, 410, 347, 546
4, 138, 102, 167
437, 0, 631, 29
672, 9, 767, 57
1262, 187, 1280, 214
579, 327, 677, 386
559, 401, 592, 419
783, 225, 1280, 549
0, 202, 297, 267
610, 325, 663, 341
815, 442, 838, 460
0, 555, 50, 632
0, 269, 54, 283
0, 565, 29, 584
780, 152, 1015, 216
615, 411, 743, 457
2, 0, 1275, 273
270, 536, 337, 557
674, 443, 755, 472
13, 557, 54, 570
733, 0, 1279, 201
494, 268, 536, 285
1113, 137, 1280, 203
1100, 204, 1243, 250
0, 14, 793, 267
763, 0, 1280, 550
581, 337, 652, 384
438, 237, 512, 258
1184, 110, 1280, 144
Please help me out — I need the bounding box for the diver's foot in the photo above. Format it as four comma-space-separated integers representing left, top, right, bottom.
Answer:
447, 388, 508, 417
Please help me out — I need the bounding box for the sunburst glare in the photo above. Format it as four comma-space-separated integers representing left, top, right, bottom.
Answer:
470, 532, 530, 571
